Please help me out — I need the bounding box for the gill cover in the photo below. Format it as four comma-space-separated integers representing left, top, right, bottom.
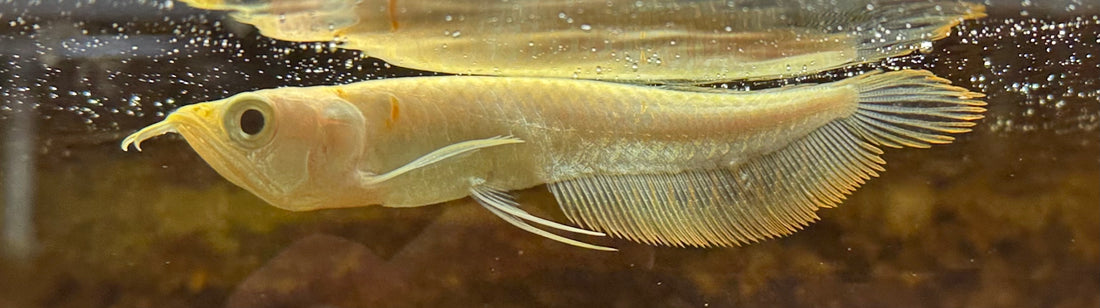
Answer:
225, 91, 367, 207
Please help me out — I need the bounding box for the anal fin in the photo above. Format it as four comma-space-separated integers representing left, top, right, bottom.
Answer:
547, 70, 985, 248
548, 123, 880, 248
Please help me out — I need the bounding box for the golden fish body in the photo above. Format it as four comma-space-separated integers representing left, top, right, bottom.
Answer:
180, 0, 984, 82
319, 76, 854, 207
123, 70, 985, 250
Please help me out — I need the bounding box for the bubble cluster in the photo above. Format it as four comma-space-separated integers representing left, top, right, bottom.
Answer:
959, 16, 1099, 135
0, 0, 426, 135
0, 1, 1096, 144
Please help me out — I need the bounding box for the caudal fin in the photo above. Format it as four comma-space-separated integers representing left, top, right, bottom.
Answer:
548, 70, 985, 248
855, 2, 986, 62
838, 69, 987, 148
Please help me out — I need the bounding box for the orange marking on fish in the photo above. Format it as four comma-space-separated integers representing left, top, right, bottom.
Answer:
333, 88, 349, 100
388, 0, 399, 31
386, 95, 400, 128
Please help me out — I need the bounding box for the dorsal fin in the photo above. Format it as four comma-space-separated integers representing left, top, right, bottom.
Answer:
547, 70, 985, 247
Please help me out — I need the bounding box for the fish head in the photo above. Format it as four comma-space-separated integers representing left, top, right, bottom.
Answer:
122, 88, 367, 211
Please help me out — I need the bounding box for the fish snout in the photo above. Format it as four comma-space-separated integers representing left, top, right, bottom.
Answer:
120, 104, 215, 151
121, 119, 179, 152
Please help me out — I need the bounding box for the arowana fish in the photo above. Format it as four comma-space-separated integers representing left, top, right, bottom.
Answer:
122, 70, 985, 250
179, 0, 985, 82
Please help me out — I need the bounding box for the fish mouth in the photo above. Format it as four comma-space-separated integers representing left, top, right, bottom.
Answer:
121, 104, 218, 152
121, 117, 181, 152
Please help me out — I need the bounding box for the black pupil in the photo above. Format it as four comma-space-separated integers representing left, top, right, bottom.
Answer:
239, 109, 265, 135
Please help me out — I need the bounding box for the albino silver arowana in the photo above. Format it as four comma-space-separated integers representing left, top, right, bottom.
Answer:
179, 0, 984, 82
122, 70, 985, 250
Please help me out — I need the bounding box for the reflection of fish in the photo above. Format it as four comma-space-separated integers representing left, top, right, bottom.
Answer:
122, 70, 984, 250
180, 0, 985, 82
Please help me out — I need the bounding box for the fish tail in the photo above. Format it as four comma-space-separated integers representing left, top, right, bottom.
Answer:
855, 2, 986, 61
837, 69, 987, 149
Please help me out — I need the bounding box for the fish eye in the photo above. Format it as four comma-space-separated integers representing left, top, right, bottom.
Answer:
239, 109, 265, 135
225, 94, 276, 148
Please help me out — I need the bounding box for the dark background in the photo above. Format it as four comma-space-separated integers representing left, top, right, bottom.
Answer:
1, 1, 1097, 307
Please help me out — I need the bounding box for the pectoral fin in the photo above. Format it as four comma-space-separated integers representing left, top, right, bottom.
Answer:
470, 184, 616, 251
360, 136, 523, 186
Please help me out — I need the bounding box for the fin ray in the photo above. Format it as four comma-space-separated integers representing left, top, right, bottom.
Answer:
479, 203, 617, 252
361, 136, 523, 186
854, 2, 986, 63
470, 184, 605, 237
